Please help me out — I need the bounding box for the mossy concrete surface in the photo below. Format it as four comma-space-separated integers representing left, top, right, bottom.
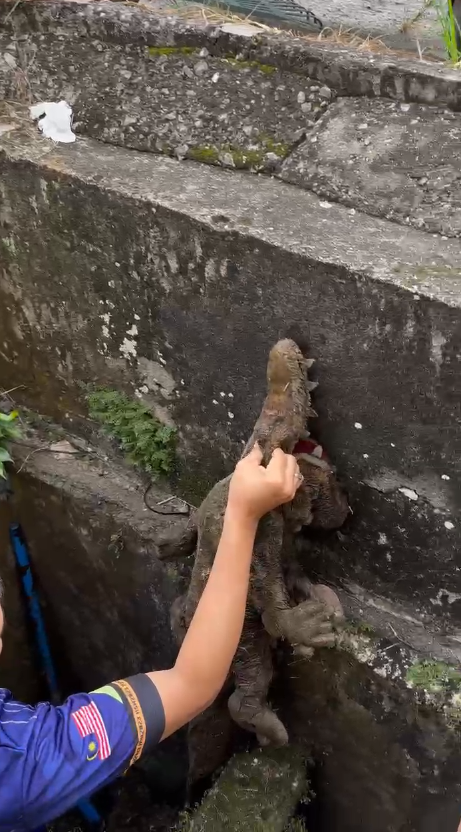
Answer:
178, 746, 307, 831
272, 644, 461, 832
0, 2, 334, 173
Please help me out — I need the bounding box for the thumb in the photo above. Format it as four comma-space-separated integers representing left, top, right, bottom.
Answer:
246, 442, 263, 465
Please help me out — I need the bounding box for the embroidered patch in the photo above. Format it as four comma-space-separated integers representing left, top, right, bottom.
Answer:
71, 701, 111, 760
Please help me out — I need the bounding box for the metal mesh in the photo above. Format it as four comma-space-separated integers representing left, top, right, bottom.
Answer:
182, 0, 323, 31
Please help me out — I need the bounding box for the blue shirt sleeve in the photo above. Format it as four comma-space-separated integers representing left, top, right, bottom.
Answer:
0, 674, 165, 831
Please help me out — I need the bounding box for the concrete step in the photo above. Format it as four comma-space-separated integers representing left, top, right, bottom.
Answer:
280, 95, 461, 238
2, 0, 461, 178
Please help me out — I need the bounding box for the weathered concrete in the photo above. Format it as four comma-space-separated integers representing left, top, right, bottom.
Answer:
3, 1, 461, 125
170, 621, 461, 832
281, 96, 461, 237
273, 640, 461, 832
2, 435, 183, 690
0, 116, 461, 641
0, 20, 333, 172
0, 428, 189, 796
178, 745, 308, 831
4, 429, 461, 831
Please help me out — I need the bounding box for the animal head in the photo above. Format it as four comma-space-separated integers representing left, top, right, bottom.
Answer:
266, 338, 318, 409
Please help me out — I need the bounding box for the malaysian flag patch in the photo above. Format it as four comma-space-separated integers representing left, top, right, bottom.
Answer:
71, 701, 111, 760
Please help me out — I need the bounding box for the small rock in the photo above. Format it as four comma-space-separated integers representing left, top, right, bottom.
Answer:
243, 125, 253, 137
182, 65, 194, 79
2, 52, 16, 69
220, 152, 235, 168
301, 102, 312, 113
212, 72, 220, 83
175, 144, 189, 160
199, 47, 209, 58
50, 440, 78, 459
319, 85, 332, 100
265, 152, 280, 164
194, 60, 209, 77
293, 127, 306, 142
297, 91, 306, 105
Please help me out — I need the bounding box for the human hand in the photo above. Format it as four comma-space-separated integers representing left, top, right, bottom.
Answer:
227, 444, 303, 524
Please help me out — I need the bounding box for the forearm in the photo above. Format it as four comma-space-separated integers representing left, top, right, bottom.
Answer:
147, 444, 300, 739
175, 506, 257, 700
148, 507, 257, 736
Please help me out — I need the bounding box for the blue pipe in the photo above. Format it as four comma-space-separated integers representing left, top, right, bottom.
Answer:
9, 523, 102, 828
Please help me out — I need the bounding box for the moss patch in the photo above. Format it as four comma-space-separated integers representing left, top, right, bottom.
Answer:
188, 146, 220, 164
87, 388, 176, 477
343, 619, 375, 637
406, 660, 461, 693
188, 137, 290, 170
148, 46, 199, 57
224, 55, 277, 74
178, 746, 307, 831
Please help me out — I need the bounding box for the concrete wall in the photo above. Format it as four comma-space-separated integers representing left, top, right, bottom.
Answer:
0, 123, 460, 644
0, 441, 189, 798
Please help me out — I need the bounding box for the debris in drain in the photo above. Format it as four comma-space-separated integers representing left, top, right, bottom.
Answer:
50, 440, 79, 459
29, 101, 76, 143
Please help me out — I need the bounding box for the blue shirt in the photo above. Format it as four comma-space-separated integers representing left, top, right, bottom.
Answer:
0, 674, 165, 831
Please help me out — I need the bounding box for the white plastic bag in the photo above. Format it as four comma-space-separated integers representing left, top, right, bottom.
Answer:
29, 100, 76, 143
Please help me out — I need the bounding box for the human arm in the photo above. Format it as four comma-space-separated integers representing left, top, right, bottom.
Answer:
146, 443, 302, 739
4, 447, 301, 828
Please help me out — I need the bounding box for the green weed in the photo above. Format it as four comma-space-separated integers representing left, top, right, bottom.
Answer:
431, 0, 461, 62
406, 659, 461, 692
0, 410, 21, 478
87, 389, 176, 477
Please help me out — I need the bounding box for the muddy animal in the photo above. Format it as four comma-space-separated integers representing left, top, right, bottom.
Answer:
157, 339, 349, 746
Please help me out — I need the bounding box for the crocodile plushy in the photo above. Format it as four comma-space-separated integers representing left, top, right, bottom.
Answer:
157, 339, 349, 746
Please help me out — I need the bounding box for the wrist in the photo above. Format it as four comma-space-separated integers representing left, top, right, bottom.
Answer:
224, 501, 259, 534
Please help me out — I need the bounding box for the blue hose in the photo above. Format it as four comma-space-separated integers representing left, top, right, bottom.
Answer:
9, 523, 102, 828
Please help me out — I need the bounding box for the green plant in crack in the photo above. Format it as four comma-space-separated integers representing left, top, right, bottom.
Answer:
430, 0, 461, 61
406, 660, 461, 692
0, 410, 21, 479
87, 389, 176, 477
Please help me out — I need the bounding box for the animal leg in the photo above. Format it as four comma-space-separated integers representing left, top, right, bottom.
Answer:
251, 513, 340, 652
156, 512, 198, 561
228, 616, 288, 747
170, 594, 188, 645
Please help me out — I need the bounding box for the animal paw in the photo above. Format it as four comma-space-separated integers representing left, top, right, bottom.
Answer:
228, 690, 289, 747
262, 593, 344, 650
